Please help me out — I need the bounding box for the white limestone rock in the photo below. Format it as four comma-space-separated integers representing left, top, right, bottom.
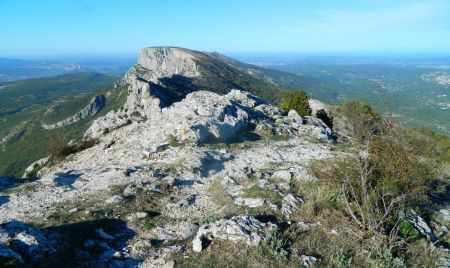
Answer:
84, 110, 132, 139
192, 216, 276, 252
146, 223, 198, 242
234, 197, 265, 208
288, 109, 303, 123
105, 195, 123, 204
308, 99, 328, 116
281, 194, 304, 217
272, 170, 292, 181
300, 255, 320, 267
137, 47, 200, 82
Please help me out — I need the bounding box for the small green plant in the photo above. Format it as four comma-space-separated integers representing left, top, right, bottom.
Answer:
332, 250, 353, 268
397, 219, 421, 240
242, 185, 266, 198
281, 91, 312, 116
109, 184, 127, 196
167, 159, 184, 174
260, 231, 286, 260
166, 135, 182, 147
266, 135, 291, 141
365, 247, 406, 268
130, 111, 141, 117
141, 218, 155, 230
24, 164, 42, 179
201, 215, 221, 224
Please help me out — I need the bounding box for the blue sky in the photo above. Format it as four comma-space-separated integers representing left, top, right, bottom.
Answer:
1, 0, 450, 56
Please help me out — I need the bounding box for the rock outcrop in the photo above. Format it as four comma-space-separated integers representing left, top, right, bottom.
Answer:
121, 47, 201, 118
42, 95, 106, 129
137, 47, 200, 81
21, 156, 50, 179
192, 216, 277, 252
86, 47, 203, 137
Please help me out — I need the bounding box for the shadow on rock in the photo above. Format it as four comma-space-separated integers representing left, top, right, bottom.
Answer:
173, 178, 203, 187
0, 195, 10, 206
1, 218, 139, 267
0, 220, 55, 267
53, 170, 83, 188
45, 218, 138, 267
200, 151, 235, 177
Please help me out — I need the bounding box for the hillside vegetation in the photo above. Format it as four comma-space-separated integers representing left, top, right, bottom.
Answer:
0, 73, 125, 177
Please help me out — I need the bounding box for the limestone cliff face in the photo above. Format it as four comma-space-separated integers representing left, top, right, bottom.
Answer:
86, 47, 205, 138
137, 47, 200, 81
121, 47, 201, 118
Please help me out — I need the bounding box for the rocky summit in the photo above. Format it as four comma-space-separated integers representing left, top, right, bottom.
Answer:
0, 47, 448, 267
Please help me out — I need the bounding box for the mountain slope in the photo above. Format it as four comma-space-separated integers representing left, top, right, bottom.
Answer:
0, 73, 126, 176
123, 47, 310, 105
1, 48, 316, 176
0, 53, 337, 266
0, 47, 448, 268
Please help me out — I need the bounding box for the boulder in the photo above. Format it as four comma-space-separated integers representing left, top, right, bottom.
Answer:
146, 223, 198, 241
308, 99, 328, 116
406, 210, 436, 241
192, 216, 277, 252
288, 109, 303, 123
105, 195, 123, 204
272, 170, 292, 181
300, 255, 320, 267
281, 194, 304, 217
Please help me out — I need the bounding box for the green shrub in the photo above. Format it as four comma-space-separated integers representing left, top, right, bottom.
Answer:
332, 250, 353, 267
201, 215, 221, 224
24, 163, 42, 179
281, 91, 312, 116
397, 219, 421, 240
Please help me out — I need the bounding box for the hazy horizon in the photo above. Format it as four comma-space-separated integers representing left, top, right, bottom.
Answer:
3, 50, 450, 62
